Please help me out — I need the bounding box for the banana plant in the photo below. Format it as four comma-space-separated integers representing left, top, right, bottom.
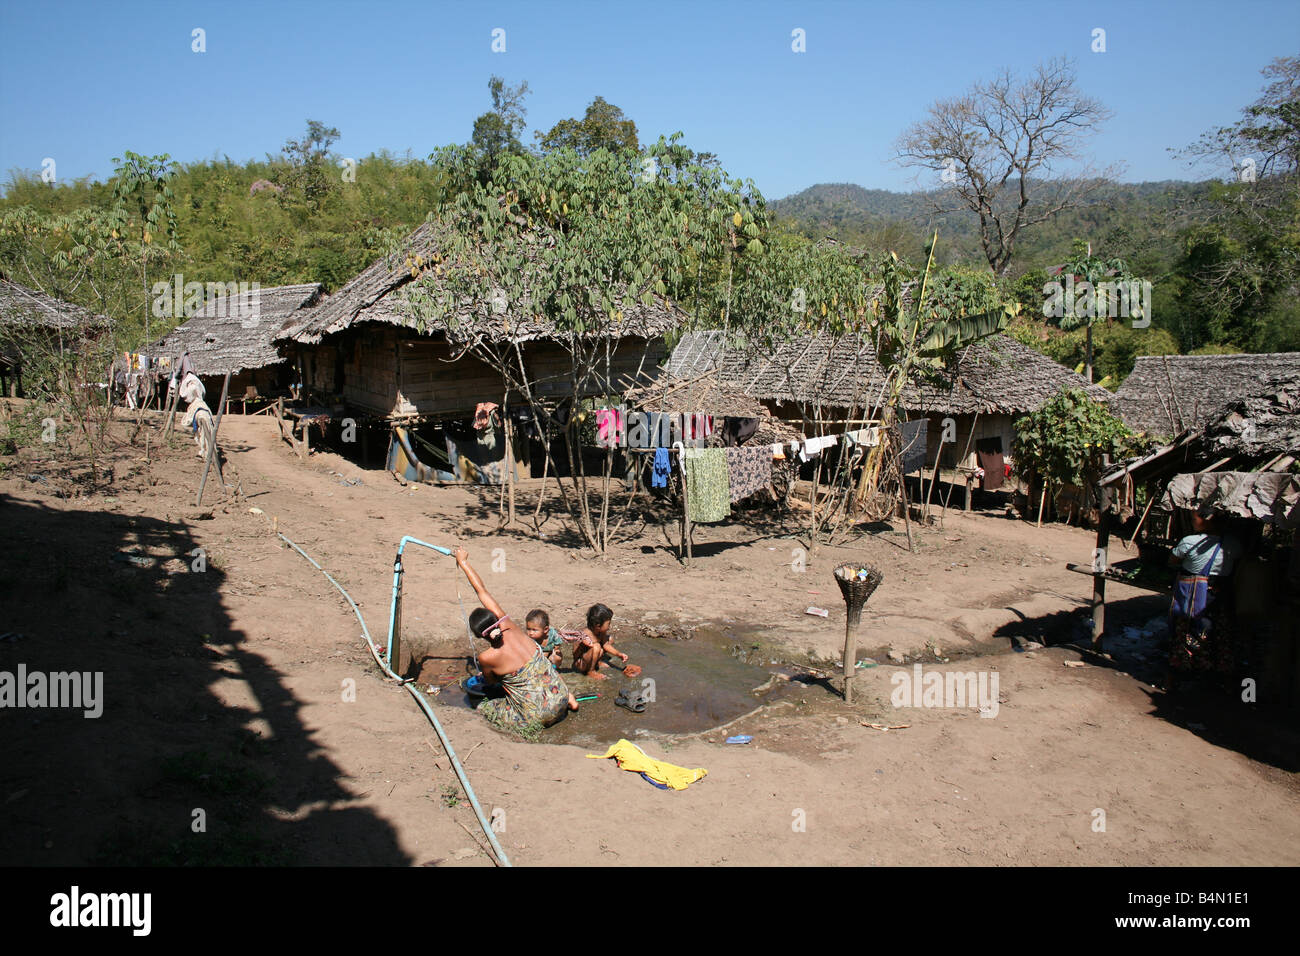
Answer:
1049, 238, 1146, 382
875, 233, 1015, 419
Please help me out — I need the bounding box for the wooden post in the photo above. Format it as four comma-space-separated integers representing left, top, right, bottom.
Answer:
160, 353, 182, 440
196, 370, 232, 507
505, 403, 516, 527
1092, 511, 1111, 649
678, 451, 692, 566
843, 603, 862, 704
1037, 484, 1048, 528
899, 469, 915, 553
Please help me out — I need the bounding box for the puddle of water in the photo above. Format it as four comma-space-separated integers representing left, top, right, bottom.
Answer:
420, 624, 813, 747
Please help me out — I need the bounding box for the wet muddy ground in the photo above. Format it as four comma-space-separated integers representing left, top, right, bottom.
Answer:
416, 622, 828, 747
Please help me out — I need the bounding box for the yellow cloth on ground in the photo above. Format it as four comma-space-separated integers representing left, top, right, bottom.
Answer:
586, 739, 708, 790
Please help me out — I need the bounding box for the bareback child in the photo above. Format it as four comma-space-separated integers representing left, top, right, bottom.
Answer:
572, 603, 629, 680
525, 609, 567, 666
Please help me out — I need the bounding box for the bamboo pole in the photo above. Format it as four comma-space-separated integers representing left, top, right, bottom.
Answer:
1092, 511, 1111, 649
678, 450, 692, 566
160, 353, 182, 441
196, 370, 231, 507
898, 431, 915, 553
505, 406, 516, 527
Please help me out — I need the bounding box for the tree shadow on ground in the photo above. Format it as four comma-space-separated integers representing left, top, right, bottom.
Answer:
990, 590, 1299, 772
0, 493, 410, 865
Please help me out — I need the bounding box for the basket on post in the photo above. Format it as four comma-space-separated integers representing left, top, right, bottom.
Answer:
834, 563, 884, 702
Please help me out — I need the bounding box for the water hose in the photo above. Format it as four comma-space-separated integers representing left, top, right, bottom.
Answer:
277, 531, 511, 867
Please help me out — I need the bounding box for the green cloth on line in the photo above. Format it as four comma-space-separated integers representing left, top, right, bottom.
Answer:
683, 447, 730, 523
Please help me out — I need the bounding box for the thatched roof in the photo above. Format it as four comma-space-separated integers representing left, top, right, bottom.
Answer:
1199, 383, 1299, 461
624, 366, 764, 419
154, 283, 324, 375
279, 219, 686, 346
0, 279, 111, 331
1101, 383, 1297, 511
1115, 352, 1300, 438
668, 330, 1116, 416
1161, 471, 1299, 527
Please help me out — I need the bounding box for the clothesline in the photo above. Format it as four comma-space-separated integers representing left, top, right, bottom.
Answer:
602, 408, 887, 461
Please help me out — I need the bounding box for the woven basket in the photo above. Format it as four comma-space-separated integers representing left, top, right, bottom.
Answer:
834, 563, 883, 612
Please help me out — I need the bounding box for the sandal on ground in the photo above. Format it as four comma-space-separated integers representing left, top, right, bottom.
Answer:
615, 688, 649, 713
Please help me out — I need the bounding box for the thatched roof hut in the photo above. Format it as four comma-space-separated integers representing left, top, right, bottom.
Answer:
1115, 352, 1300, 438
623, 366, 765, 420
668, 330, 1115, 416
0, 279, 111, 333
278, 219, 682, 348
1101, 381, 1298, 517
1, 279, 112, 397
275, 219, 687, 421
154, 282, 325, 376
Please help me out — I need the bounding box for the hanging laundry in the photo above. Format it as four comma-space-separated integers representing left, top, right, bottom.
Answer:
681, 413, 713, 442
473, 402, 499, 431
772, 443, 786, 460
651, 447, 671, 488
798, 434, 838, 462
899, 419, 929, 474
845, 427, 880, 447
975, 438, 1005, 492
725, 446, 772, 503
645, 412, 673, 448
595, 408, 624, 447
722, 417, 759, 447
682, 447, 730, 522
586, 739, 708, 790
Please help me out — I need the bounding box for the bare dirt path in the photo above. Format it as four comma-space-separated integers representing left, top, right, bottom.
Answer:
3, 413, 1296, 866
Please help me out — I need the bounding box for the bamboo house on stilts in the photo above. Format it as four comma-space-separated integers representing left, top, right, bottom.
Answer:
276, 220, 683, 485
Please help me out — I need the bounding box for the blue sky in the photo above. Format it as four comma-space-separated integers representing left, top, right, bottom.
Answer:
1, 0, 1295, 200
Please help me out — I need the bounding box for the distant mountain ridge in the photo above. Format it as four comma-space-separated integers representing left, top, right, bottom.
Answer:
769, 179, 1212, 273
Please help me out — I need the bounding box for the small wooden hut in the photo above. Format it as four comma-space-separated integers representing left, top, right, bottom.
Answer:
0, 279, 112, 397
276, 220, 684, 482
1091, 383, 1299, 703
667, 330, 1116, 492
153, 282, 325, 410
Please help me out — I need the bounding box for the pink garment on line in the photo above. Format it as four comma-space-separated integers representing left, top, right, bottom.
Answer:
597, 408, 624, 447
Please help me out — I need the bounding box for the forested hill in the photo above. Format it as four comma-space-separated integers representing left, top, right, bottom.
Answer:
770, 179, 1212, 274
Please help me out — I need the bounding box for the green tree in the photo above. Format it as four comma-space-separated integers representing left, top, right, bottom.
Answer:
109, 151, 180, 356
275, 119, 341, 215
536, 96, 639, 156
1014, 387, 1142, 520
1174, 56, 1300, 352
410, 141, 759, 551
471, 76, 531, 176
1045, 239, 1148, 382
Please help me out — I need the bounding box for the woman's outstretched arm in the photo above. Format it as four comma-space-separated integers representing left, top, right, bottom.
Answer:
454, 547, 505, 620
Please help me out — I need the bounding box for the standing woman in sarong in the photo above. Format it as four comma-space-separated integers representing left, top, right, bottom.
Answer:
1166, 509, 1240, 690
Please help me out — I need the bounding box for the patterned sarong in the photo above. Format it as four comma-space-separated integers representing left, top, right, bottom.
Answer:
478, 648, 570, 736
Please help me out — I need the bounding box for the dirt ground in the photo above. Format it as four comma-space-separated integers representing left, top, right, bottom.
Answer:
2, 410, 1297, 866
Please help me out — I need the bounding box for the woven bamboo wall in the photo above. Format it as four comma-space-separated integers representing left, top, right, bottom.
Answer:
396, 335, 666, 417
342, 328, 400, 414
924, 412, 1017, 469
